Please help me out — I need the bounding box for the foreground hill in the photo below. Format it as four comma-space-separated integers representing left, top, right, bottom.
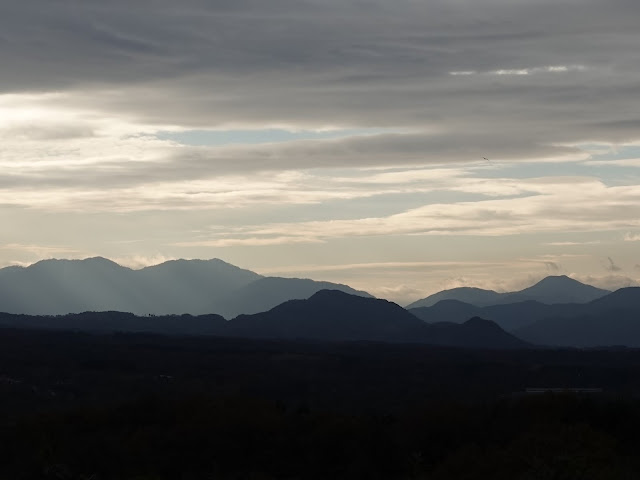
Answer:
227, 290, 427, 343
407, 275, 610, 308
0, 257, 370, 317
229, 290, 528, 348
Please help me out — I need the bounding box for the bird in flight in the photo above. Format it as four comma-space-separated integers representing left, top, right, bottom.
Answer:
482, 156, 492, 164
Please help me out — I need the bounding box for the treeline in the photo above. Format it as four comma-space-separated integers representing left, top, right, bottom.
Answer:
3, 328, 640, 478
3, 393, 640, 479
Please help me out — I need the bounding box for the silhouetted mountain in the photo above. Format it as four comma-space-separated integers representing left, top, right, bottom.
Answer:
407, 275, 610, 308
227, 290, 527, 348
512, 275, 609, 305
0, 257, 371, 317
430, 317, 529, 349
227, 290, 425, 342
514, 287, 640, 347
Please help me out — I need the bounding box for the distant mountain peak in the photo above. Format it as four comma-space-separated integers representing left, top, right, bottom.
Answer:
409, 275, 610, 309
517, 275, 610, 304
309, 289, 369, 301
0, 257, 371, 318
29, 256, 125, 269
464, 316, 494, 326
529, 275, 580, 287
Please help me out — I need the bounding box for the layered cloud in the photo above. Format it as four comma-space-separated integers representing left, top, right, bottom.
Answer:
167, 176, 640, 246
2, 0, 640, 300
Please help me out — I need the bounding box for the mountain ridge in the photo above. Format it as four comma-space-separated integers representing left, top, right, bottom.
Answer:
407, 275, 610, 308
0, 257, 371, 318
0, 289, 527, 349
227, 289, 528, 348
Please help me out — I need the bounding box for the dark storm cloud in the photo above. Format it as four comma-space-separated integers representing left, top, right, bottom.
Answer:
2, 0, 640, 171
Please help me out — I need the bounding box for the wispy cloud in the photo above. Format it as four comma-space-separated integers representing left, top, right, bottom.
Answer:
545, 241, 601, 246
606, 257, 622, 272
176, 181, 640, 246
485, 65, 587, 76
0, 243, 80, 257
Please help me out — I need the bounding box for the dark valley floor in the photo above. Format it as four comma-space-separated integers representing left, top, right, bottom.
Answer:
2, 327, 640, 479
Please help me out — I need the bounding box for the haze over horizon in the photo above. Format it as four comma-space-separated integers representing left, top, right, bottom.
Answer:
2, 0, 640, 304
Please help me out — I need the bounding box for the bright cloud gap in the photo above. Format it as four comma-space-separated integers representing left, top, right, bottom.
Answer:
449, 65, 587, 76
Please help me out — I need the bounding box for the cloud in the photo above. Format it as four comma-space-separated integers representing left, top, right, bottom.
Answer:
624, 233, 640, 241
544, 261, 561, 272
111, 254, 178, 269
571, 274, 639, 291
257, 260, 508, 275
606, 256, 622, 272
175, 181, 640, 245
174, 236, 324, 247
0, 243, 80, 257
1, 1, 640, 144
545, 241, 601, 246
457, 65, 587, 76
0, 1, 639, 217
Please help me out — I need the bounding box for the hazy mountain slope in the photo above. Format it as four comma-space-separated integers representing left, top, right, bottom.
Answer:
0, 258, 372, 317
134, 258, 262, 315
588, 287, 640, 311
408, 275, 610, 308
0, 258, 140, 315
0, 257, 262, 315
215, 276, 373, 318
504, 275, 610, 304
410, 300, 580, 331
514, 287, 640, 347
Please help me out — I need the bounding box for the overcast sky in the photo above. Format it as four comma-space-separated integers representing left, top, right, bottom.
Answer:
1, 0, 640, 303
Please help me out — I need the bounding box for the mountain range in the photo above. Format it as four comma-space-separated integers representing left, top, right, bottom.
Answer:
513, 287, 640, 347
407, 275, 610, 308
1, 257, 639, 348
0, 257, 370, 318
411, 287, 640, 347
0, 289, 527, 349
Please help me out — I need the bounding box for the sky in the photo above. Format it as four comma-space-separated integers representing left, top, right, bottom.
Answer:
1, 0, 640, 304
